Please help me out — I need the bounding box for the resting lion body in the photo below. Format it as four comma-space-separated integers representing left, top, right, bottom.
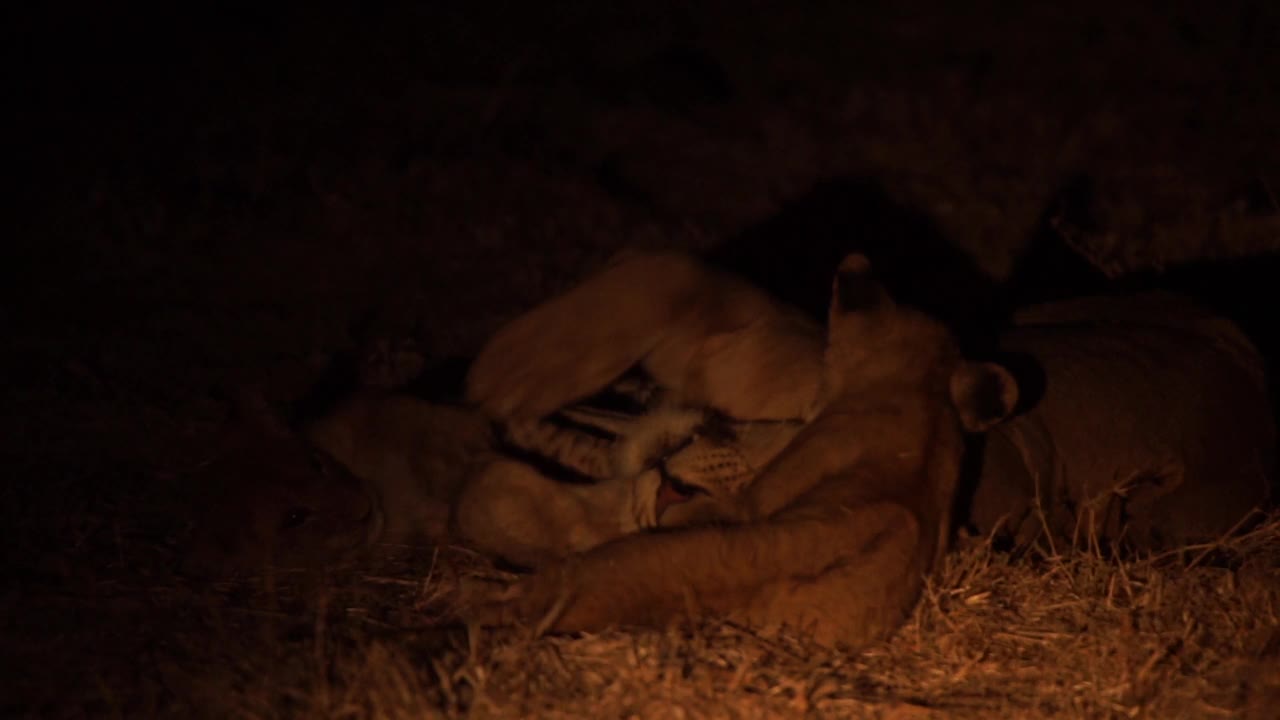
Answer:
655, 290, 1277, 553
972, 292, 1275, 550
181, 390, 491, 577
465, 250, 1276, 557
449, 404, 707, 569
182, 379, 720, 577
466, 250, 825, 423
468, 255, 1017, 649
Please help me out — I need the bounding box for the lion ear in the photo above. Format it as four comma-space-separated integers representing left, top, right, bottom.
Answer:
829, 253, 890, 318
949, 362, 1019, 432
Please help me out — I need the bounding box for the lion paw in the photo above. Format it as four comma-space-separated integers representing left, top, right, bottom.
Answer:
458, 565, 572, 633
466, 321, 617, 419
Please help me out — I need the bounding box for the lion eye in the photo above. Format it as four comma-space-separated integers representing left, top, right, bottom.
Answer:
280, 506, 314, 530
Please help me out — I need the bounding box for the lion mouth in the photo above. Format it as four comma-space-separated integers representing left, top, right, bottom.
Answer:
654, 470, 704, 519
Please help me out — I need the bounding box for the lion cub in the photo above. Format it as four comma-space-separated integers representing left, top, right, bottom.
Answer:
451, 397, 811, 568
465, 248, 1275, 556
182, 390, 491, 577
450, 403, 706, 569
468, 254, 1017, 650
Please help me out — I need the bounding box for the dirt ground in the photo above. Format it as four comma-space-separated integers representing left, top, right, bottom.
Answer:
5, 1, 1280, 717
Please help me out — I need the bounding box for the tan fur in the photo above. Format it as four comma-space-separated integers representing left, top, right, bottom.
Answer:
182, 391, 491, 577
610, 405, 708, 478
657, 417, 805, 528
498, 413, 620, 480
493, 405, 705, 482
463, 249, 1275, 554
466, 255, 1017, 650
972, 292, 1276, 550
655, 290, 1276, 552
451, 248, 831, 568
466, 250, 825, 422
450, 459, 661, 570
450, 400, 813, 565
554, 290, 1277, 554
449, 405, 706, 567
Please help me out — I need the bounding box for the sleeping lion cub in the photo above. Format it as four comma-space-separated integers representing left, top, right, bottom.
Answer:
452, 397, 807, 569
450, 402, 705, 569
465, 254, 1018, 650
181, 390, 491, 577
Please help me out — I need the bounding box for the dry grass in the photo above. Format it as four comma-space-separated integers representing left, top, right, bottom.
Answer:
49, 516, 1272, 720
10, 458, 1276, 719
440, 518, 1279, 719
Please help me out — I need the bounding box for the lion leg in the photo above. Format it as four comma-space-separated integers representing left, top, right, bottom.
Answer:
738, 547, 924, 649
465, 250, 822, 421
1112, 460, 1269, 550
466, 251, 720, 419
489, 501, 925, 650
450, 458, 641, 569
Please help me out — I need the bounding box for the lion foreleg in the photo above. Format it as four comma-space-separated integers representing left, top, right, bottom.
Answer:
450, 458, 640, 569
490, 501, 924, 649
466, 251, 723, 419
466, 250, 823, 421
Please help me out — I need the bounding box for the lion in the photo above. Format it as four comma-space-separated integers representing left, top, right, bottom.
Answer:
465, 254, 1018, 650
968, 291, 1276, 551
643, 290, 1275, 554
464, 250, 1275, 556
181, 389, 492, 577
451, 366, 815, 568
452, 410, 813, 569
465, 249, 827, 423
181, 350, 728, 577
449, 402, 706, 569
180, 371, 720, 577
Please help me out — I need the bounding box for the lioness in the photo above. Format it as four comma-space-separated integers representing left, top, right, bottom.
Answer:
182, 375, 712, 576
466, 254, 1018, 649
653, 290, 1276, 552
465, 250, 1275, 554
970, 292, 1275, 550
